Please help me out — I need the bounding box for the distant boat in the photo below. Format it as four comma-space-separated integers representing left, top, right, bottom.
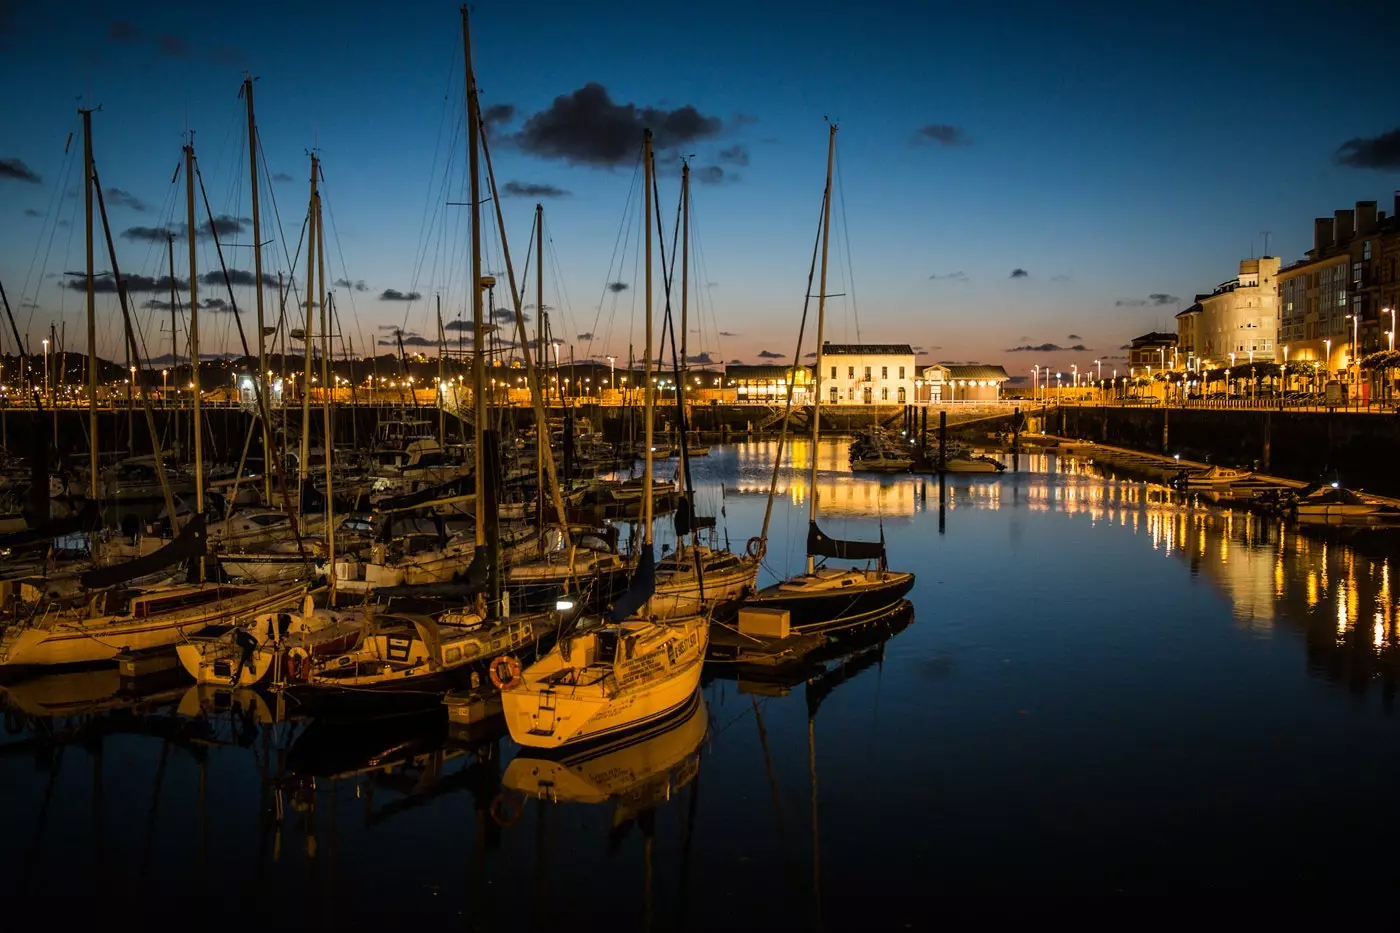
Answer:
1294, 484, 1386, 520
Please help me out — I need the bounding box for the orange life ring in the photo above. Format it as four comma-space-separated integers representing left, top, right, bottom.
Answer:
490, 790, 523, 827
746, 536, 764, 559
490, 655, 522, 690
284, 650, 309, 683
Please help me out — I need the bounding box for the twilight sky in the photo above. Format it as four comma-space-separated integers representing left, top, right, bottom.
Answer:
1, 0, 1397, 377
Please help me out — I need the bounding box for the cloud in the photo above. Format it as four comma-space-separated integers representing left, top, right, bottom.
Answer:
1067, 334, 1082, 341
380, 334, 438, 348
687, 352, 715, 364
757, 349, 785, 359
1114, 298, 1148, 307
1009, 268, 1029, 279
691, 165, 733, 185
156, 34, 188, 58
204, 214, 247, 238
1149, 293, 1179, 306
22, 207, 40, 217
108, 20, 138, 41
333, 278, 368, 292
732, 112, 758, 126
0, 158, 41, 184
483, 103, 516, 127
1051, 274, 1071, 282
1119, 344, 1132, 350
201, 297, 231, 312
1334, 127, 1400, 170
718, 330, 738, 337
105, 187, 147, 212
804, 352, 817, 359
503, 180, 570, 198
607, 281, 628, 293
577, 332, 594, 340
1005, 343, 1089, 353
443, 320, 471, 332
200, 269, 278, 289
928, 271, 967, 282
717, 145, 749, 166
19, 299, 39, 309
64, 273, 186, 293
511, 83, 723, 167
728, 359, 743, 364
912, 124, 970, 148
121, 224, 175, 243
379, 288, 421, 301
272, 171, 294, 183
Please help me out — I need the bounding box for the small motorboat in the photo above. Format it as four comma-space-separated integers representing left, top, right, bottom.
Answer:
1294, 483, 1386, 521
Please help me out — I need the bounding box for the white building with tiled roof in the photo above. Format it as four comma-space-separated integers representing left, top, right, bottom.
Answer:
920, 363, 1011, 401
816, 342, 917, 405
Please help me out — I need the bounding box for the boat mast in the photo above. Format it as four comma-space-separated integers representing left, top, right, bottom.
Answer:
535, 202, 545, 536
243, 76, 272, 507
463, 4, 498, 614
318, 195, 335, 602
436, 294, 446, 449
82, 107, 98, 502
299, 155, 318, 485
806, 124, 836, 575
679, 160, 690, 448
642, 129, 655, 551
167, 232, 179, 458
186, 138, 205, 526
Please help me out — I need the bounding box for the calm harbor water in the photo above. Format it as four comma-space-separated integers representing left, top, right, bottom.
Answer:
6, 438, 1400, 924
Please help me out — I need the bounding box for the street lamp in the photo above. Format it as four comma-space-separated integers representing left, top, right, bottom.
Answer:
1385, 308, 1395, 351
161, 369, 168, 407
41, 338, 49, 403
1093, 359, 1102, 382
606, 355, 616, 397
1346, 312, 1359, 386
1071, 363, 1078, 389
1324, 338, 1332, 378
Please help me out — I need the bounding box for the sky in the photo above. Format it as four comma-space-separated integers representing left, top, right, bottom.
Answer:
1, 0, 1398, 378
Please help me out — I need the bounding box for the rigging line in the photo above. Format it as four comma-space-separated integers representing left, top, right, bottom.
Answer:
834, 139, 861, 343
405, 98, 467, 336
254, 128, 307, 329
408, 46, 463, 305
583, 156, 643, 357
18, 116, 79, 339
316, 171, 367, 354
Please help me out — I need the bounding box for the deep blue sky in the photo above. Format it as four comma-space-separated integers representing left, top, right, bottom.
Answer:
1, 0, 1397, 376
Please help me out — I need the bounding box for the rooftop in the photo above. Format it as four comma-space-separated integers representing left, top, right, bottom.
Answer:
925, 363, 1010, 381
820, 342, 916, 356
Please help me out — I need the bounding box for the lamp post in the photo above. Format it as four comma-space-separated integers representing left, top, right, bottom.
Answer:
41, 338, 49, 404
162, 369, 168, 408
606, 355, 615, 400
1071, 363, 1078, 390
1385, 308, 1395, 351
1324, 338, 1332, 381
1032, 364, 1040, 402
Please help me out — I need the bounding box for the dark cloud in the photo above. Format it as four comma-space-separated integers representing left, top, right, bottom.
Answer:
333, 278, 368, 292
65, 273, 186, 293
1118, 344, 1133, 350
272, 171, 294, 183
201, 297, 232, 312
1005, 343, 1089, 353
511, 83, 723, 167
503, 180, 570, 198
692, 165, 730, 185
483, 103, 516, 127
1149, 293, 1179, 306
108, 20, 138, 41
804, 351, 817, 359
1115, 298, 1148, 307
22, 207, 40, 218
199, 269, 277, 289
444, 320, 471, 332
1009, 268, 1029, 279
757, 349, 784, 359
716, 145, 749, 166
1067, 334, 1083, 341
928, 271, 967, 282
379, 288, 421, 301
0, 158, 41, 184
577, 332, 594, 340
718, 330, 738, 337
687, 352, 715, 364
728, 359, 743, 364
380, 334, 437, 348
156, 34, 188, 58
204, 214, 247, 237
1102, 354, 1127, 361
105, 187, 147, 212
607, 281, 628, 293
375, 324, 402, 331
1334, 127, 1400, 170
912, 124, 970, 148
121, 224, 175, 243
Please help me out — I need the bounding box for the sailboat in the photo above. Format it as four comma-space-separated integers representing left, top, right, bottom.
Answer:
742, 124, 915, 633
502, 129, 711, 751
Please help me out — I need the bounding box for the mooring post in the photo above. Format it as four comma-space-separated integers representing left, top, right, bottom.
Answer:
1262, 409, 1272, 471
921, 405, 928, 449
939, 409, 948, 473
1012, 406, 1020, 452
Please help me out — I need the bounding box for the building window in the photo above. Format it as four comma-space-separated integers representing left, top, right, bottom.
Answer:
1364, 241, 1372, 261
830, 386, 838, 404
847, 366, 854, 379
898, 366, 906, 379
897, 386, 906, 404
863, 386, 873, 404
847, 388, 854, 401
881, 366, 888, 379
830, 366, 836, 379
881, 387, 888, 401
863, 366, 871, 380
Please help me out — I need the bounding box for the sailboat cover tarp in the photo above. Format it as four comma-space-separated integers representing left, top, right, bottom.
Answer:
0, 500, 100, 549
376, 474, 473, 514
80, 514, 206, 589
608, 545, 655, 622
807, 520, 884, 561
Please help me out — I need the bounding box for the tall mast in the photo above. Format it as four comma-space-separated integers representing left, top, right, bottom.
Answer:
318, 195, 335, 601
82, 108, 98, 501
436, 294, 446, 448
299, 155, 317, 484
807, 124, 836, 575
243, 76, 272, 506
642, 129, 654, 548
167, 232, 179, 458
535, 202, 545, 536
680, 160, 690, 424
464, 3, 498, 613
186, 139, 204, 522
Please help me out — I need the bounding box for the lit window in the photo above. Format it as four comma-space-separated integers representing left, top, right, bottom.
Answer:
898, 366, 905, 379
863, 366, 871, 380
881, 387, 889, 400
881, 366, 888, 379
848, 366, 854, 379
830, 366, 836, 378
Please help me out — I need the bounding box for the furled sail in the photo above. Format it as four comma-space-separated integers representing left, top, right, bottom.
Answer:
806, 521, 884, 561
608, 545, 655, 623
79, 514, 207, 589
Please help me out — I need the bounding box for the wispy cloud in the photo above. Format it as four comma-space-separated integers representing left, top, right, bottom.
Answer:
1009, 268, 1029, 279
0, 158, 41, 184
1335, 127, 1400, 170
911, 123, 970, 148
1005, 343, 1089, 353
928, 271, 967, 282
1115, 298, 1148, 307
757, 349, 785, 359
333, 278, 368, 292
607, 281, 628, 293
105, 187, 147, 212
1149, 293, 1179, 306
1067, 334, 1082, 341
503, 180, 570, 198
379, 288, 422, 302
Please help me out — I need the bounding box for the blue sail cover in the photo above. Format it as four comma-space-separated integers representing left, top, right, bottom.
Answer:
608, 545, 655, 623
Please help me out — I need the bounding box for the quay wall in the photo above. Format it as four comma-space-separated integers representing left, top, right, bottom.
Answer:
1046, 405, 1400, 497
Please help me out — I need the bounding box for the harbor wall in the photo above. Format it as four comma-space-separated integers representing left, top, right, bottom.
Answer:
1048, 405, 1400, 497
